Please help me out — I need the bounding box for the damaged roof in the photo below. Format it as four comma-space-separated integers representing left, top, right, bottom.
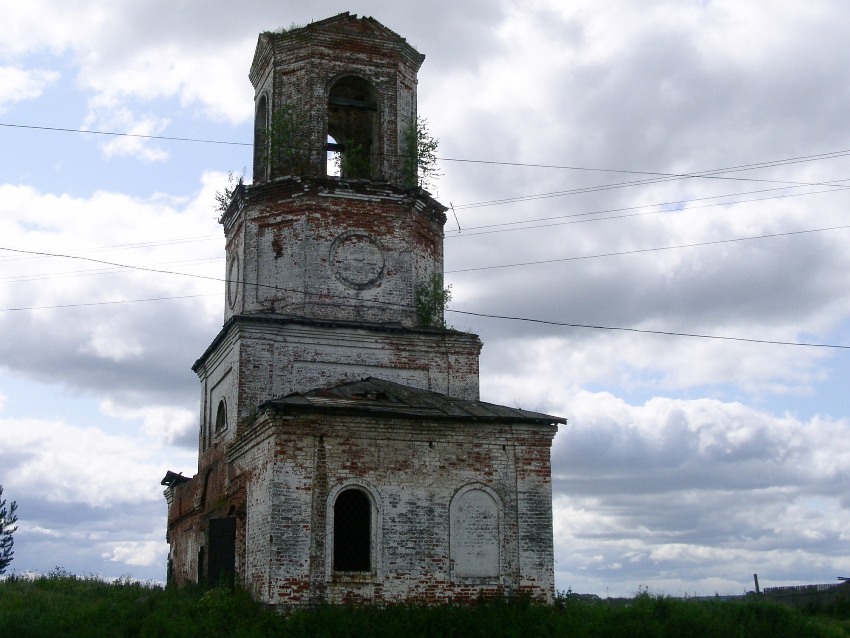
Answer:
260, 377, 565, 426
251, 12, 425, 85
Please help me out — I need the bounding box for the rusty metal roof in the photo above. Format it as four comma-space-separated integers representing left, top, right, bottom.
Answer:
260, 377, 565, 425
160, 470, 190, 487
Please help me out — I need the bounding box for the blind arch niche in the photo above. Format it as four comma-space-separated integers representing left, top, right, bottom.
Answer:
450, 484, 503, 579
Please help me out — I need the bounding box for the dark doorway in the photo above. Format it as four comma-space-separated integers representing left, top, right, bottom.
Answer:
197, 547, 205, 584
333, 489, 371, 572
208, 517, 236, 587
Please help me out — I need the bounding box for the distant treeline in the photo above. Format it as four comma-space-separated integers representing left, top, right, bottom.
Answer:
1, 570, 848, 637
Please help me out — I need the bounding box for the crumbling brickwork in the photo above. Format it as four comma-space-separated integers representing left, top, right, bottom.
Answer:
162, 13, 562, 607
167, 379, 559, 604
249, 13, 423, 184
220, 178, 447, 328
193, 316, 483, 462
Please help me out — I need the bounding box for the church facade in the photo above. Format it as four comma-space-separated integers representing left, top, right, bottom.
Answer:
162, 13, 563, 606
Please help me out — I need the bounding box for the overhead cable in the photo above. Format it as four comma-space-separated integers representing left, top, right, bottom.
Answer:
1, 246, 848, 350
446, 225, 850, 273
5, 121, 850, 197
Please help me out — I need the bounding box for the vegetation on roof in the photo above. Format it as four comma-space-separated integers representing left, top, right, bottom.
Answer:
262, 20, 310, 36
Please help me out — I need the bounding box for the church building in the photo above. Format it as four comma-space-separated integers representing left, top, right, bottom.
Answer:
161, 13, 564, 606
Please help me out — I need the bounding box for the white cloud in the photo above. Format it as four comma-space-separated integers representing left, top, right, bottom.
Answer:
24, 525, 62, 538
100, 399, 196, 447
0, 66, 59, 110
79, 40, 255, 124
1, 417, 168, 507
102, 540, 165, 567
550, 392, 850, 594
0, 178, 223, 405
81, 108, 170, 162
81, 323, 144, 361
1, 1, 257, 124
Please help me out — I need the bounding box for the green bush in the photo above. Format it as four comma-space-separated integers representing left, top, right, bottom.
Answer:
1, 573, 848, 637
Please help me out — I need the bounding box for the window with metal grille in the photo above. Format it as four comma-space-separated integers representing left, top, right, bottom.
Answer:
333, 488, 371, 572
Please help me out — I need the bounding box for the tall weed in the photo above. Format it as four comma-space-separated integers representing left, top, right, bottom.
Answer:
1, 573, 847, 637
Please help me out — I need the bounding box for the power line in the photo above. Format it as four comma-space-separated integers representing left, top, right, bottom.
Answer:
5, 222, 850, 290
0, 246, 420, 308
0, 235, 219, 263
3, 126, 849, 350
446, 310, 850, 350
445, 149, 850, 210
452, 173, 850, 211
446, 185, 850, 239
1, 282, 845, 351
6, 121, 850, 197
1, 245, 847, 350
2, 181, 842, 277
441, 146, 850, 178
0, 293, 217, 312
6, 182, 831, 271
2, 184, 839, 280
5, 183, 841, 274
450, 185, 794, 234
0, 255, 223, 283
446, 225, 850, 273
0, 122, 251, 146
0, 246, 229, 287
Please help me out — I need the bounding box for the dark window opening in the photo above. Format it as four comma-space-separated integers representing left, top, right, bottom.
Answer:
333, 488, 371, 572
197, 546, 205, 584
200, 468, 213, 509
253, 95, 269, 182
215, 399, 227, 432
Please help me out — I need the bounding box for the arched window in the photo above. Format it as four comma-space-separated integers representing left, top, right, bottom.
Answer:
327, 76, 378, 179
333, 488, 371, 572
214, 399, 227, 433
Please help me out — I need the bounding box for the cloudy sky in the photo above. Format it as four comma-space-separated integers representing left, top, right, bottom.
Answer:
2, 0, 850, 598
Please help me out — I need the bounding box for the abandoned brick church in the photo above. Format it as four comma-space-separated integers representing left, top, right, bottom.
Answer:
161, 13, 564, 606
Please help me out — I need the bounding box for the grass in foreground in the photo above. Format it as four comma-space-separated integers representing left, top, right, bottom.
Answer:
1, 571, 848, 637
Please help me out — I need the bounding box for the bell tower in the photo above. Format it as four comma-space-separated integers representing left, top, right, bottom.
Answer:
195, 13, 482, 457
222, 13, 445, 329
249, 13, 423, 185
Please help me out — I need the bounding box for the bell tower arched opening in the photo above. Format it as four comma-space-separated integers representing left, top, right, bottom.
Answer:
327, 76, 378, 179
253, 94, 269, 182
327, 134, 341, 177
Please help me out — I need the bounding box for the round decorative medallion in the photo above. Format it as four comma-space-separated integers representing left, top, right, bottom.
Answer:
330, 231, 385, 290
226, 253, 240, 308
